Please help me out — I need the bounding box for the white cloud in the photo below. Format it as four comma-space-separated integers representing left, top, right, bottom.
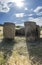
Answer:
28, 14, 33, 16
37, 12, 42, 16
0, 0, 24, 8
15, 13, 24, 18
0, 3, 10, 13
13, 0, 24, 8
0, 0, 14, 3
0, 0, 25, 13
0, 4, 10, 12
28, 17, 42, 26
34, 6, 42, 12
0, 0, 24, 4
24, 7, 28, 10
34, 6, 42, 15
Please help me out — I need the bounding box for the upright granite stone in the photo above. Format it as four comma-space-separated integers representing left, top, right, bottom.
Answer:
3, 22, 15, 40
24, 21, 39, 42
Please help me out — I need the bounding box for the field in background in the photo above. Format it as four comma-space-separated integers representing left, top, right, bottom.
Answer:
40, 30, 42, 38
0, 26, 3, 38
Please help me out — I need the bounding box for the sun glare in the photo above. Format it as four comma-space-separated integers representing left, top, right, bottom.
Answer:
14, 0, 24, 8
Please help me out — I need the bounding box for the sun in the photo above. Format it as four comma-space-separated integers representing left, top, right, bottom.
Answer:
14, 0, 24, 8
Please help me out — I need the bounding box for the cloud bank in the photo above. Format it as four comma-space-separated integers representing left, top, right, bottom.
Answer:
28, 17, 42, 26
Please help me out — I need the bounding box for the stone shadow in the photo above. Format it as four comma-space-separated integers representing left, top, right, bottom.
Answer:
0, 38, 16, 65
26, 38, 42, 65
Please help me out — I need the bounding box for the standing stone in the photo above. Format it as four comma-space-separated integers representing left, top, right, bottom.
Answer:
24, 21, 37, 42
3, 22, 15, 40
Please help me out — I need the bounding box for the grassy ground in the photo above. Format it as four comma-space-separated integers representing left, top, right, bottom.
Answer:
0, 36, 42, 65
0, 36, 31, 65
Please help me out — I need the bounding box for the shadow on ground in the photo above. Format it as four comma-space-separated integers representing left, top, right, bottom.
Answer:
0, 38, 16, 65
26, 38, 42, 65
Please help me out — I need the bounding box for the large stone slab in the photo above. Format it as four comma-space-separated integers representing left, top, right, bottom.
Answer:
24, 21, 40, 42
3, 22, 15, 40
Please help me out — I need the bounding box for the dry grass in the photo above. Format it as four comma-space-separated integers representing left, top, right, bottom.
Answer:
0, 29, 42, 65
0, 36, 31, 65
7, 51, 31, 65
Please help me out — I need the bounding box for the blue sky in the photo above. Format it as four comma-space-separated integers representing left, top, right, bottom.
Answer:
0, 0, 42, 26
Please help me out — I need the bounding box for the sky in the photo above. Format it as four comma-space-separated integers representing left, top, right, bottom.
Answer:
0, 0, 42, 26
